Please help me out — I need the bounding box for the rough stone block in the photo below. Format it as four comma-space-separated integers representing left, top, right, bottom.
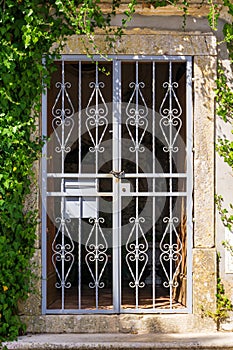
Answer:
61, 33, 216, 56
18, 249, 42, 316
46, 316, 75, 333
220, 312, 233, 332
193, 56, 216, 248
21, 315, 46, 334
193, 248, 217, 315
21, 314, 216, 334
73, 315, 119, 333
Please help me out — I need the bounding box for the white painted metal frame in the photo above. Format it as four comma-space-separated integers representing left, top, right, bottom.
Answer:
41, 55, 193, 314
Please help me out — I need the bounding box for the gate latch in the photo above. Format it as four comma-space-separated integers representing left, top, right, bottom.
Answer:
110, 170, 125, 178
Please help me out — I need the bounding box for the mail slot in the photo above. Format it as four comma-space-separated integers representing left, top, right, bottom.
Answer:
64, 179, 97, 218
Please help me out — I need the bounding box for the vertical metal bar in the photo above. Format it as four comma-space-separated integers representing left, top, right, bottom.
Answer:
135, 61, 139, 309
95, 221, 99, 309
95, 62, 99, 309
78, 201, 81, 309
186, 57, 193, 313
169, 61, 173, 309
61, 60, 65, 174
152, 61, 156, 308
41, 57, 47, 314
61, 59, 65, 311
112, 59, 121, 312
95, 62, 99, 176
95, 62, 100, 218
78, 60, 82, 309
118, 60, 122, 312
78, 61, 82, 174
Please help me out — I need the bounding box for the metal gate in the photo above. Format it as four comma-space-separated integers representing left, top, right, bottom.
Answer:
41, 55, 193, 314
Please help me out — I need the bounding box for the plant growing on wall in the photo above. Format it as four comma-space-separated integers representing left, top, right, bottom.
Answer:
0, 0, 232, 342
0, 0, 135, 341
215, 0, 233, 232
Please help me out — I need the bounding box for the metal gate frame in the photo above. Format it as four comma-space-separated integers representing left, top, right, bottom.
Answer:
41, 55, 193, 314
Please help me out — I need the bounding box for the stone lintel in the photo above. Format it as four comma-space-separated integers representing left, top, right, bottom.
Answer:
60, 33, 217, 56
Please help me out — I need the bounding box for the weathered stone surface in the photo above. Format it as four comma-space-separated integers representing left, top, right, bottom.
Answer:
6, 332, 233, 350
98, 1, 231, 23
193, 248, 217, 315
21, 314, 216, 334
45, 315, 75, 333
220, 312, 233, 332
23, 159, 40, 249
21, 315, 47, 333
118, 314, 216, 333
60, 33, 216, 56
73, 315, 119, 333
193, 55, 216, 248
191, 35, 217, 56
18, 249, 41, 316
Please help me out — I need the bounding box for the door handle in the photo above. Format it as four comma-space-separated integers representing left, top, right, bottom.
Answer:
110, 170, 125, 178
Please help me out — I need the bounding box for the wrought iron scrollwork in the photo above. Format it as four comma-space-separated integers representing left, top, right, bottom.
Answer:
52, 217, 75, 289
85, 217, 108, 289
86, 79, 108, 154
159, 81, 182, 153
126, 81, 148, 153
159, 217, 182, 288
52, 81, 75, 154
126, 217, 148, 289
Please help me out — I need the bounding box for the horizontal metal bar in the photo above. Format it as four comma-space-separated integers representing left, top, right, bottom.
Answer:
121, 192, 187, 197
119, 308, 189, 314
46, 192, 112, 197
47, 173, 113, 178
46, 191, 187, 197
47, 173, 187, 179
55, 55, 190, 62
45, 309, 116, 314
45, 308, 189, 314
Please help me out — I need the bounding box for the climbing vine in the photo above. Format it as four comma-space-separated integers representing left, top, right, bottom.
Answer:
202, 254, 233, 330
0, 0, 135, 341
0, 0, 232, 342
215, 0, 233, 233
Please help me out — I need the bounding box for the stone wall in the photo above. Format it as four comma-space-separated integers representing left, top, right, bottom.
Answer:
21, 27, 220, 333
20, 3, 233, 332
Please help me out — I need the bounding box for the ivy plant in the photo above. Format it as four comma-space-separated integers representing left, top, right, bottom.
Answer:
0, 0, 135, 341
215, 0, 233, 233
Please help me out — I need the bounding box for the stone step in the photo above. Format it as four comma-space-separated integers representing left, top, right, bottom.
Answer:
4, 333, 233, 350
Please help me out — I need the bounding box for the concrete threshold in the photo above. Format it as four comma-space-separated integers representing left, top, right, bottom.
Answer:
3, 333, 233, 350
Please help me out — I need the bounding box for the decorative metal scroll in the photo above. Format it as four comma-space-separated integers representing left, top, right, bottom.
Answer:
85, 69, 108, 154
126, 81, 148, 153
126, 217, 148, 289
52, 217, 75, 289
158, 65, 183, 293
51, 66, 75, 291
159, 217, 182, 288
159, 81, 182, 153
85, 218, 108, 289
52, 81, 75, 154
